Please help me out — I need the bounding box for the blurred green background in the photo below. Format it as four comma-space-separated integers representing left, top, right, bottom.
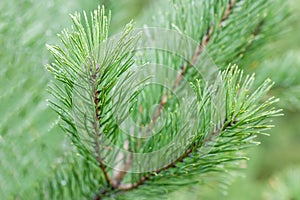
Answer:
0, 0, 299, 199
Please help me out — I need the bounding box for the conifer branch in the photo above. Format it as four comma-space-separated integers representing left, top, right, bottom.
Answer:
147, 0, 236, 146
42, 1, 288, 199
94, 66, 280, 199
1, 0, 293, 199
115, 108, 238, 191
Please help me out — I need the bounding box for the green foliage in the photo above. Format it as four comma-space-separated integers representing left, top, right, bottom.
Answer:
43, 2, 284, 199
105, 67, 281, 199
264, 166, 300, 200
0, 0, 101, 198
46, 6, 139, 164
254, 51, 300, 110
0, 0, 299, 199
150, 0, 289, 68
33, 151, 107, 200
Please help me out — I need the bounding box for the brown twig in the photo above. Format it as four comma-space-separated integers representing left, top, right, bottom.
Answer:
94, 118, 235, 198
92, 67, 114, 189
117, 118, 237, 191
112, 141, 133, 187
220, 0, 236, 25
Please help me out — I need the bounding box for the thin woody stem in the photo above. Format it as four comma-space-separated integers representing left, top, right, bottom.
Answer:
117, 119, 237, 191
92, 65, 114, 189
113, 153, 132, 186
147, 0, 236, 132
95, 117, 237, 198
94, 93, 113, 188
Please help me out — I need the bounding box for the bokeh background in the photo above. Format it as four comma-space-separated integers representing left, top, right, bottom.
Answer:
0, 0, 299, 199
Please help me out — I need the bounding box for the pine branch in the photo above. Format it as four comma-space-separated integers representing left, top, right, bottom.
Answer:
46, 6, 140, 197
147, 0, 237, 135
129, 1, 283, 189
1, 0, 294, 199
117, 114, 238, 191
43, 1, 288, 199
93, 66, 281, 199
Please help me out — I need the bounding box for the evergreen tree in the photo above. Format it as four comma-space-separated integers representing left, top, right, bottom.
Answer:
0, 0, 298, 199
